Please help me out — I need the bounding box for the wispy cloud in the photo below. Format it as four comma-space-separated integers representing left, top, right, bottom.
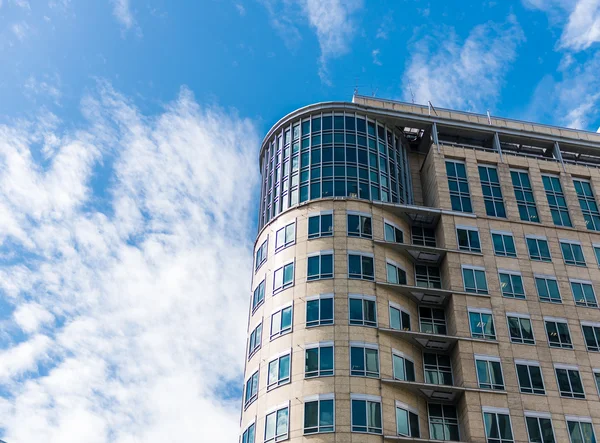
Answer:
11, 21, 29, 40
111, 0, 141, 36
24, 74, 62, 104
0, 83, 259, 442
372, 48, 382, 65
235, 2, 246, 16
375, 11, 393, 39
402, 15, 524, 111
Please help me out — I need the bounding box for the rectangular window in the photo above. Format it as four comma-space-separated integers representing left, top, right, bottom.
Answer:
252, 279, 265, 312
255, 239, 268, 271
483, 409, 514, 443
386, 260, 407, 285
507, 314, 535, 345
347, 212, 372, 238
499, 271, 525, 299
264, 404, 289, 443
396, 402, 420, 438
570, 279, 598, 308
594, 244, 600, 266
511, 169, 539, 222
412, 226, 436, 247
348, 252, 374, 280
475, 355, 504, 390
241, 422, 255, 443
248, 322, 262, 358
351, 395, 382, 434
244, 370, 259, 408
429, 403, 459, 441
390, 303, 411, 331
525, 413, 556, 443
275, 222, 296, 252
419, 307, 447, 335
349, 295, 377, 327
545, 318, 573, 349
306, 294, 333, 327
595, 370, 600, 395
574, 178, 600, 231
305, 342, 334, 378
567, 417, 596, 443
308, 212, 333, 239
526, 236, 552, 262
462, 266, 488, 294
350, 343, 379, 377
273, 262, 294, 293
267, 352, 291, 389
270, 305, 293, 340
543, 175, 572, 227
457, 226, 481, 253
384, 221, 404, 243
582, 322, 600, 352
393, 351, 416, 382
479, 165, 506, 217
415, 265, 442, 289
561, 240, 586, 266
307, 251, 333, 281
304, 395, 334, 434
424, 353, 453, 385
535, 275, 562, 303
492, 231, 517, 258
446, 160, 472, 212
469, 308, 496, 340
555, 365, 585, 399
515, 360, 545, 395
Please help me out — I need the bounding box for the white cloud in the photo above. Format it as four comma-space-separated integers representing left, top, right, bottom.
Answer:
11, 0, 30, 9
372, 48, 382, 65
11, 21, 29, 40
24, 74, 62, 104
402, 16, 524, 111
111, 0, 141, 36
235, 2, 245, 15
0, 83, 259, 442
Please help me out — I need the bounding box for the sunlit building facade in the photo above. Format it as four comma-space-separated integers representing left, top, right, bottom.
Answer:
240, 95, 600, 443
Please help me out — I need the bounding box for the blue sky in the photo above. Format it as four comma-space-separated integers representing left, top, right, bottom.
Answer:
0, 0, 599, 442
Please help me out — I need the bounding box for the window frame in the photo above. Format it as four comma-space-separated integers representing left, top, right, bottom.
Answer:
255, 237, 268, 272
474, 354, 505, 391
542, 173, 572, 228
307, 211, 334, 239
482, 407, 515, 443
491, 230, 517, 258
306, 250, 334, 281
446, 159, 473, 213
456, 225, 482, 253
264, 402, 290, 443
515, 359, 546, 396
506, 312, 535, 345
350, 342, 380, 378
273, 259, 295, 294
389, 301, 411, 331
479, 164, 506, 218
419, 306, 447, 335
526, 235, 552, 262
511, 168, 539, 223
270, 302, 293, 340
347, 211, 373, 239
581, 321, 600, 352
593, 243, 600, 267
560, 239, 586, 267
305, 341, 335, 378
350, 394, 383, 434
386, 259, 407, 285
428, 403, 460, 441
535, 274, 562, 304
244, 368, 259, 409
241, 420, 256, 443
498, 269, 526, 299
573, 178, 600, 231
554, 364, 586, 399
395, 400, 420, 438
303, 394, 335, 435
267, 350, 292, 390
252, 278, 266, 313
412, 225, 436, 247
570, 278, 598, 308
384, 219, 404, 243
305, 294, 334, 327
462, 265, 489, 294
415, 264, 442, 289
348, 251, 375, 280
565, 415, 597, 443
423, 352, 453, 386
348, 294, 377, 327
392, 349, 416, 382
544, 317, 573, 349
248, 320, 263, 359
468, 307, 496, 340
275, 220, 296, 253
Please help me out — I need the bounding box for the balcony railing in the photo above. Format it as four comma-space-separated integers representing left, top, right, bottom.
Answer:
381, 379, 506, 403
377, 281, 487, 305
378, 327, 495, 352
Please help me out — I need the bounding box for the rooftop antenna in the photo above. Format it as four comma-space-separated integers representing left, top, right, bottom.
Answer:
372, 87, 378, 97
428, 101, 438, 116
486, 110, 492, 125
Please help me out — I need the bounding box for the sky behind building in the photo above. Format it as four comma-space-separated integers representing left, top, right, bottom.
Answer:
0, 0, 599, 442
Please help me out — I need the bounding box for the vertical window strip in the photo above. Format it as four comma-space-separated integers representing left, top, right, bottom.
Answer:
574, 179, 600, 231
479, 165, 506, 218
542, 175, 572, 227
511, 169, 539, 222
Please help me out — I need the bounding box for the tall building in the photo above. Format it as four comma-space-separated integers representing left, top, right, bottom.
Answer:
240, 95, 600, 443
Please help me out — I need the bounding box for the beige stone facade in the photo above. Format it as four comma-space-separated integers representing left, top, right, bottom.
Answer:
240, 97, 600, 443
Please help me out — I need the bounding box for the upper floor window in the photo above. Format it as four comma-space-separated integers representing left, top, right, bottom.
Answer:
462, 265, 488, 294
560, 240, 586, 267
479, 165, 506, 218
267, 352, 291, 389
241, 422, 255, 443
456, 226, 481, 253
307, 251, 333, 281
304, 394, 334, 435
390, 302, 411, 331
594, 244, 600, 266
415, 265, 442, 289
475, 355, 504, 390
428, 404, 459, 441
511, 169, 539, 222
396, 401, 420, 438
491, 231, 517, 257
349, 294, 377, 327
543, 175, 572, 227
252, 279, 265, 313
306, 294, 333, 327
270, 304, 292, 340
275, 221, 296, 252
384, 220, 404, 243
574, 179, 600, 231
570, 279, 598, 308
273, 261, 294, 294
351, 395, 382, 434
582, 321, 600, 352
545, 317, 573, 349
305, 342, 334, 378
525, 412, 555, 443
347, 212, 372, 238
264, 404, 289, 443
248, 322, 263, 359
507, 313, 535, 345
386, 260, 407, 285
350, 343, 379, 378
308, 212, 333, 239
566, 417, 596, 443
255, 238, 268, 271
526, 236, 552, 262
483, 408, 514, 443
420, 306, 446, 335
446, 160, 472, 212
244, 370, 259, 408
555, 365, 585, 399
393, 351, 416, 381
412, 225, 436, 247
348, 252, 374, 280
498, 270, 525, 299
535, 275, 562, 303
469, 308, 496, 340
424, 352, 453, 385
515, 359, 545, 395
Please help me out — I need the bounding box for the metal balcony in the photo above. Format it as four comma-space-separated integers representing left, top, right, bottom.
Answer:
375, 239, 448, 264
379, 327, 496, 352
381, 379, 506, 403
377, 281, 489, 305
372, 201, 476, 227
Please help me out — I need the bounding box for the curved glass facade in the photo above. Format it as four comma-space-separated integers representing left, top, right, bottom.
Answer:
259, 109, 414, 229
